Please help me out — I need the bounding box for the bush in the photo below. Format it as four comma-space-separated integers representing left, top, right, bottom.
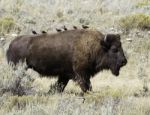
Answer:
0, 62, 34, 96
0, 17, 15, 34
119, 14, 150, 31
135, 0, 150, 8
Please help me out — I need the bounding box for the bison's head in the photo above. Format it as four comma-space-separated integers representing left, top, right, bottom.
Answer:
96, 34, 127, 76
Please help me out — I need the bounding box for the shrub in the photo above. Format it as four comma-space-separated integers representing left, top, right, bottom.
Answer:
0, 62, 34, 96
0, 17, 15, 34
135, 0, 150, 8
119, 14, 150, 31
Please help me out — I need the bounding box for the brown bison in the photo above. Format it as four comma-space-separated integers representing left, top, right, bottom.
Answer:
7, 29, 127, 93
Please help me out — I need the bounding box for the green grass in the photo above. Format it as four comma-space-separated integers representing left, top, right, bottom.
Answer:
119, 14, 150, 31
135, 0, 150, 8
0, 17, 15, 34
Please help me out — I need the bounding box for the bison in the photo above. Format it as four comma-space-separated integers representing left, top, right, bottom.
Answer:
7, 29, 127, 93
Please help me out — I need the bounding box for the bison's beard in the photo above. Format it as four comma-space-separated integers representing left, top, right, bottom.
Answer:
95, 58, 121, 76
110, 64, 120, 76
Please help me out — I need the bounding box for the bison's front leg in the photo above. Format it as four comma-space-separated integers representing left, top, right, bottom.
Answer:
75, 73, 92, 93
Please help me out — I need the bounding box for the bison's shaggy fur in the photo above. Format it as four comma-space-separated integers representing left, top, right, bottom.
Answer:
7, 35, 35, 65
7, 29, 127, 93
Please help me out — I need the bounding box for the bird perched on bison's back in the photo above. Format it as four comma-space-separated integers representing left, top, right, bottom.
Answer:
7, 29, 127, 93
63, 26, 67, 31
41, 31, 47, 34
32, 30, 37, 35
82, 25, 89, 29
56, 28, 62, 32
73, 26, 77, 30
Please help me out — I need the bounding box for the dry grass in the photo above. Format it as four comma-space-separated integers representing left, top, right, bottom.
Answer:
0, 0, 150, 114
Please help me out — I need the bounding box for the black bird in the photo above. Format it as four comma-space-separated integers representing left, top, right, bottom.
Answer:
56, 28, 62, 32
73, 26, 77, 30
32, 30, 37, 34
41, 31, 47, 34
82, 25, 89, 29
63, 26, 67, 31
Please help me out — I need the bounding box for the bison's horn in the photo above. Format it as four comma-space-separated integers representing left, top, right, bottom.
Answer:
104, 34, 107, 42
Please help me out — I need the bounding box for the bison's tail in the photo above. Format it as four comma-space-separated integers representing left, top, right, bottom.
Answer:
6, 47, 12, 64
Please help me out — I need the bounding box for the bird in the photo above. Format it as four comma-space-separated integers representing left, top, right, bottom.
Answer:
41, 31, 47, 34
32, 30, 37, 34
56, 28, 62, 32
73, 26, 77, 30
63, 26, 67, 31
82, 25, 89, 29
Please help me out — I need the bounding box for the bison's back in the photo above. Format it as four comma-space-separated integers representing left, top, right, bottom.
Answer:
26, 31, 80, 75
26, 30, 102, 76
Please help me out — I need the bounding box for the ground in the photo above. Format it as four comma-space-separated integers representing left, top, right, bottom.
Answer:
0, 0, 150, 115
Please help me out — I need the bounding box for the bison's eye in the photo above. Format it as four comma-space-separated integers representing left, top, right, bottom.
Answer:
111, 47, 118, 53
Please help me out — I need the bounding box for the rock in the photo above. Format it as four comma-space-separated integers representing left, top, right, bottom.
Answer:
0, 37, 5, 41
11, 33, 18, 37
126, 38, 132, 42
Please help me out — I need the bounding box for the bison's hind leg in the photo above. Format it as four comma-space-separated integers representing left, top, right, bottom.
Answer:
49, 74, 70, 94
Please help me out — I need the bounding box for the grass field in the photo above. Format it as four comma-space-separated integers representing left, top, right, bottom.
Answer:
0, 0, 150, 114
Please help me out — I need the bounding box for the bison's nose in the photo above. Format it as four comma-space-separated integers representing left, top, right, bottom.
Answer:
122, 59, 127, 66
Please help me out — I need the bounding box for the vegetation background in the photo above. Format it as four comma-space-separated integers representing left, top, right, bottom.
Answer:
0, 0, 150, 114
